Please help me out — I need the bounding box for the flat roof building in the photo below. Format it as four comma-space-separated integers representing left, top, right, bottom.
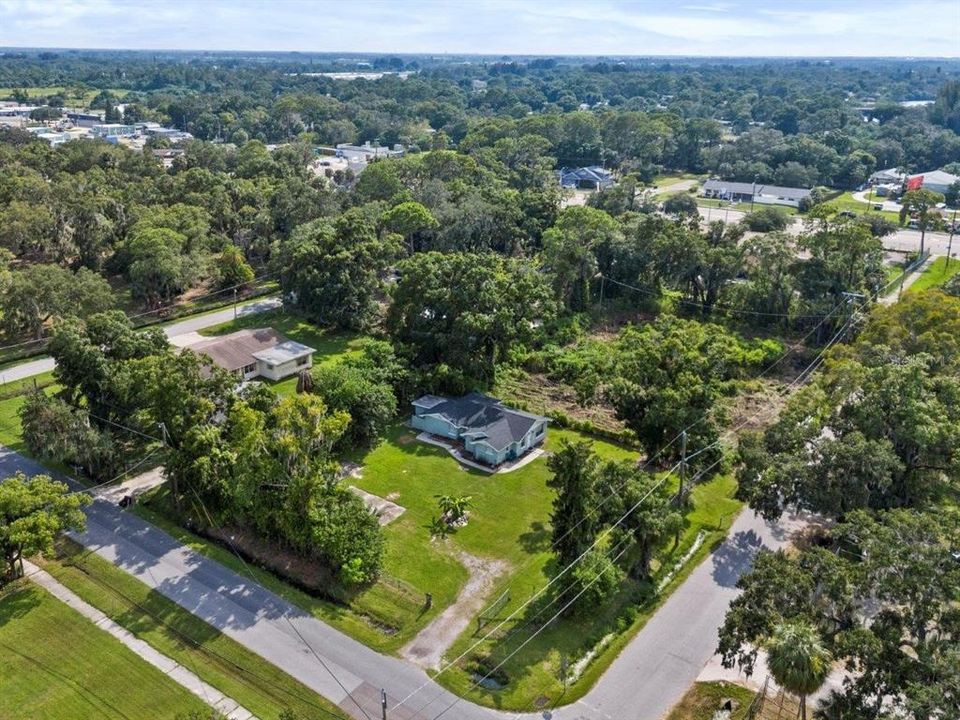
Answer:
701, 179, 811, 207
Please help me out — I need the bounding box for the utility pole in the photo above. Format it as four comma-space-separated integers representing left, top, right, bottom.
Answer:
948, 207, 958, 271
381, 688, 388, 720
233, 287, 238, 319
675, 430, 688, 507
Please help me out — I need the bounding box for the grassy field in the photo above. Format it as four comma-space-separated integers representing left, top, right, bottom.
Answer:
434, 468, 743, 710
39, 540, 346, 720
826, 192, 901, 223
0, 86, 129, 105
0, 582, 207, 720
695, 197, 800, 216
905, 256, 960, 294
665, 681, 755, 720
0, 372, 59, 451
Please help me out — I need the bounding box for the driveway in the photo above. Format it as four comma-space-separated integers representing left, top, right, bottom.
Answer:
0, 436, 806, 720
0, 296, 281, 385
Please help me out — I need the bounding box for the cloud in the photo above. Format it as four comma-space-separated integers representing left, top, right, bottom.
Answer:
0, 0, 955, 56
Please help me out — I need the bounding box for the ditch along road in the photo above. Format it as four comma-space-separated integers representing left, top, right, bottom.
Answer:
0, 439, 805, 720
0, 295, 282, 385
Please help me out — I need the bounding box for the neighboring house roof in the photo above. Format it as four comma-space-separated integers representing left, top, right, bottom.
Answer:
871, 167, 906, 181
189, 328, 314, 372
909, 169, 960, 187
252, 340, 314, 365
413, 392, 548, 452
558, 166, 614, 186
701, 179, 811, 201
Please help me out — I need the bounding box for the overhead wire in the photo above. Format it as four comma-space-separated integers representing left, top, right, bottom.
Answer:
391, 292, 860, 716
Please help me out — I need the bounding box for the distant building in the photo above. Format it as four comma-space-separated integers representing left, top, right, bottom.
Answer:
906, 170, 960, 195
65, 111, 104, 127
0, 105, 40, 118
870, 167, 907, 185
558, 166, 615, 190
410, 392, 548, 467
188, 328, 315, 382
701, 179, 811, 208
92, 123, 136, 139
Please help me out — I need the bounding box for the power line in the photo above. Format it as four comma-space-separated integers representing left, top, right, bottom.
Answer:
391, 294, 857, 716
400, 296, 863, 718
184, 485, 374, 720
58, 547, 351, 720
600, 274, 842, 320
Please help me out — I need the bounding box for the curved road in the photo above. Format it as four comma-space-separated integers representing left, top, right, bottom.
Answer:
0, 439, 803, 720
0, 296, 281, 385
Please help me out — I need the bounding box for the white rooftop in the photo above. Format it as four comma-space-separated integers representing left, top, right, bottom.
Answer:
251, 339, 315, 365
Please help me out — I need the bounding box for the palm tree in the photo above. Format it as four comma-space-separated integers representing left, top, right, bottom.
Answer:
766, 620, 832, 720
436, 494, 472, 524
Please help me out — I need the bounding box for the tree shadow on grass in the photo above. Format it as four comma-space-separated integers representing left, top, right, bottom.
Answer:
0, 584, 41, 628
518, 521, 551, 554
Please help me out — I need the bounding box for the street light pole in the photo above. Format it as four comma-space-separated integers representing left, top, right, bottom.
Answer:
948, 208, 958, 271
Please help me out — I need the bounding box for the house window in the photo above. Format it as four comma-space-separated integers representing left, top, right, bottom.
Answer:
242, 363, 256, 375
296, 356, 309, 366
266, 364, 275, 370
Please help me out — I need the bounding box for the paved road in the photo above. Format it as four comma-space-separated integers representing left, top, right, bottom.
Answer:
0, 296, 281, 385
697, 205, 956, 256
0, 439, 804, 720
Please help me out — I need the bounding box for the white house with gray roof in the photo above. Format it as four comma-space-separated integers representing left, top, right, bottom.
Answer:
701, 179, 811, 207
411, 393, 548, 467
188, 328, 315, 381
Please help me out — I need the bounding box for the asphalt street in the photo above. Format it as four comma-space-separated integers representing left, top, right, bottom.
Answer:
0, 439, 804, 720
0, 295, 281, 385
697, 205, 957, 256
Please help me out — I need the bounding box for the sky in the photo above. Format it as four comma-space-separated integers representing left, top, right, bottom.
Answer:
0, 0, 957, 58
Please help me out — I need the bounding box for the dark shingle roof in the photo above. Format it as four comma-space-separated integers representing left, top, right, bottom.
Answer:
414, 392, 547, 452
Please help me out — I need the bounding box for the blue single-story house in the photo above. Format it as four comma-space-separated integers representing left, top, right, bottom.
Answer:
411, 392, 549, 467
558, 166, 615, 190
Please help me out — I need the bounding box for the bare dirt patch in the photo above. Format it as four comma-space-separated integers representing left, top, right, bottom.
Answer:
400, 551, 508, 670
496, 369, 625, 434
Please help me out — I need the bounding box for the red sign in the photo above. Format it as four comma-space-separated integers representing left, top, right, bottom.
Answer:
905, 175, 924, 192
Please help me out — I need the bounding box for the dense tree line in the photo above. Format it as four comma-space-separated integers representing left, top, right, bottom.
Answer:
720, 292, 960, 719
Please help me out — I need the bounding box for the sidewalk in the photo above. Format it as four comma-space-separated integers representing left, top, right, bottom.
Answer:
880, 254, 936, 305
25, 560, 257, 720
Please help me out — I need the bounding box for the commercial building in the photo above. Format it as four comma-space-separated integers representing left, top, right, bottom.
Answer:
906, 170, 960, 195
701, 179, 811, 208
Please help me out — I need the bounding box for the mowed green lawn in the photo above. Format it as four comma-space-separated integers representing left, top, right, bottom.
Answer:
0, 583, 207, 720
827, 192, 901, 223
0, 373, 60, 451
348, 425, 637, 627
41, 540, 346, 720
350, 422, 742, 709
905, 256, 960, 294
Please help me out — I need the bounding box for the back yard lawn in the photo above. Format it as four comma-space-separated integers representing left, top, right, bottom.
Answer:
0, 582, 207, 720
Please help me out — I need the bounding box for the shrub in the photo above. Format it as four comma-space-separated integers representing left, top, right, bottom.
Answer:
742, 207, 790, 232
